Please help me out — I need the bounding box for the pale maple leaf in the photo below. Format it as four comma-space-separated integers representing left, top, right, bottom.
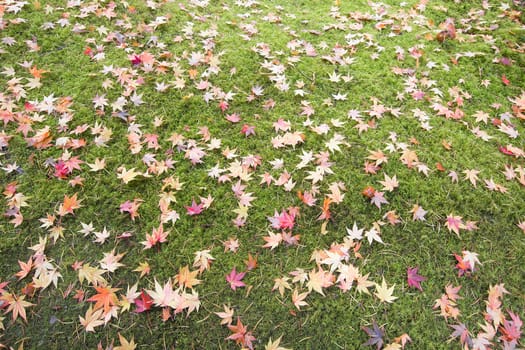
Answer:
265, 335, 292, 350
445, 285, 462, 302
290, 268, 308, 285
448, 170, 459, 183
2, 293, 34, 322
370, 191, 389, 209
215, 304, 234, 325
146, 279, 180, 308
180, 290, 200, 315
99, 249, 125, 273
462, 251, 481, 271
193, 250, 215, 273
393, 333, 412, 348
374, 278, 397, 303
379, 174, 398, 192
93, 227, 111, 244
471, 335, 491, 350
117, 167, 143, 184
463, 169, 480, 187
114, 333, 137, 350
133, 262, 150, 278
77, 263, 107, 285
291, 289, 309, 310
346, 222, 364, 240
367, 149, 388, 165
356, 273, 375, 294
518, 220, 525, 233
365, 227, 384, 245
410, 204, 427, 221
262, 231, 282, 250
306, 268, 334, 295
272, 277, 292, 297
79, 222, 95, 236
79, 306, 104, 332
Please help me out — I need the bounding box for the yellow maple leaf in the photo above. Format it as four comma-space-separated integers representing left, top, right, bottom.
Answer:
374, 278, 397, 303
114, 333, 137, 350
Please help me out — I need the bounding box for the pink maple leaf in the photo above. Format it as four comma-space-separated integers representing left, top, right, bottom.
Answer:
185, 199, 204, 216
141, 225, 169, 249
500, 311, 522, 344
370, 191, 389, 208
226, 267, 246, 291
445, 215, 464, 237
225, 113, 241, 123
241, 124, 256, 137
278, 210, 295, 230
407, 267, 427, 291
119, 199, 143, 221
54, 160, 71, 179
219, 100, 229, 112
268, 209, 296, 230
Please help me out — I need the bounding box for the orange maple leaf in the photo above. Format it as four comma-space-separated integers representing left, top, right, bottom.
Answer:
87, 285, 120, 314
1, 293, 34, 322
29, 65, 49, 79
174, 266, 201, 289
58, 193, 82, 216
15, 257, 33, 280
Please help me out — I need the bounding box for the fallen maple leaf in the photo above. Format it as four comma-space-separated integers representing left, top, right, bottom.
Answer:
2, 293, 34, 322
227, 317, 256, 350
262, 231, 282, 250
291, 289, 309, 310
114, 333, 137, 350
265, 335, 291, 350
362, 321, 385, 350
141, 225, 169, 249
174, 265, 201, 289
15, 257, 33, 280
79, 306, 104, 332
57, 193, 82, 216
226, 267, 246, 291
245, 253, 258, 271
407, 267, 426, 291
185, 199, 204, 216
87, 285, 120, 314
374, 278, 397, 303
134, 290, 153, 313
445, 215, 464, 237
215, 304, 234, 325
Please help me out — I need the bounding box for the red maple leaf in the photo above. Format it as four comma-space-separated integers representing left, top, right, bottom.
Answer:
134, 290, 153, 313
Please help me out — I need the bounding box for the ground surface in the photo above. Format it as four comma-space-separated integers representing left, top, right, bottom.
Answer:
0, 0, 524, 349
